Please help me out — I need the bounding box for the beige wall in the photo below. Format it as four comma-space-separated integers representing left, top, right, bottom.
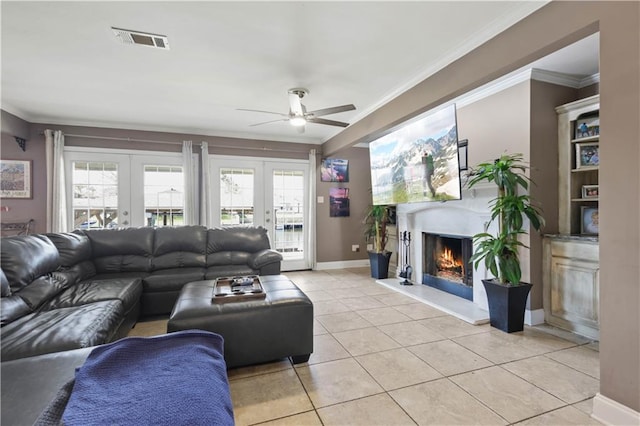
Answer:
315, 147, 371, 263
597, 2, 640, 412
322, 0, 640, 413
457, 82, 530, 166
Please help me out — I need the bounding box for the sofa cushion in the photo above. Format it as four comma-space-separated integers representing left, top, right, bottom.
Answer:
1, 268, 10, 297
56, 261, 97, 284
152, 226, 207, 271
84, 228, 154, 273
0, 301, 124, 361
1, 296, 31, 326
1, 235, 60, 291
143, 268, 205, 293
14, 274, 69, 310
42, 278, 142, 314
206, 226, 271, 256
46, 232, 92, 267
248, 249, 284, 269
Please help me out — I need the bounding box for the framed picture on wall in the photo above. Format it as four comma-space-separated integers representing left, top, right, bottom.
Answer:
0, 159, 32, 199
329, 187, 350, 217
321, 159, 349, 182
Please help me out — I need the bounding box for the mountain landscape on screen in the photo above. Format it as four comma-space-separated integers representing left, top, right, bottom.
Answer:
369, 104, 462, 205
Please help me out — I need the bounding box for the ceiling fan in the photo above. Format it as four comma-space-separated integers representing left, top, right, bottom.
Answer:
238, 88, 356, 133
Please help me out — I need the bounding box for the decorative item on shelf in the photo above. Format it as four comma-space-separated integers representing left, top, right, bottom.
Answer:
466, 153, 545, 333
581, 206, 599, 235
364, 205, 392, 279
399, 231, 413, 285
0, 159, 32, 199
575, 143, 599, 169
582, 184, 599, 199
574, 115, 599, 139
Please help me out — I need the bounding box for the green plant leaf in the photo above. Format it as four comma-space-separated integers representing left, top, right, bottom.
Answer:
467, 152, 545, 284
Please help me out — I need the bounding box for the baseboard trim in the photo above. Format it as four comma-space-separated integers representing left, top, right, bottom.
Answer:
592, 392, 640, 425
525, 308, 545, 326
315, 259, 370, 270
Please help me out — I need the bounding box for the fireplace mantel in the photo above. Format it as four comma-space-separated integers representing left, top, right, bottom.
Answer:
395, 182, 498, 311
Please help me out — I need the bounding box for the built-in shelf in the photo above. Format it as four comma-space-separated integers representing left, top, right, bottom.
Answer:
571, 135, 599, 143
545, 94, 600, 340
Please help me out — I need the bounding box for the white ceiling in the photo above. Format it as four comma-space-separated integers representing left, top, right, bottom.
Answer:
1, 1, 597, 145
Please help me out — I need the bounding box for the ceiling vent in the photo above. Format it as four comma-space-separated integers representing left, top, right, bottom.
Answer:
111, 27, 170, 50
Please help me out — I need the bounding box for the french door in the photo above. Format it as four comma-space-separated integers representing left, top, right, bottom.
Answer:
65, 149, 188, 230
211, 156, 310, 271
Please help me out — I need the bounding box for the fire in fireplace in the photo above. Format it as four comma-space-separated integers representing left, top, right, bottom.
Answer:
423, 232, 473, 300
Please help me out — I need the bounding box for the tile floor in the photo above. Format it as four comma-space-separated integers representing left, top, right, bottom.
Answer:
129, 268, 602, 426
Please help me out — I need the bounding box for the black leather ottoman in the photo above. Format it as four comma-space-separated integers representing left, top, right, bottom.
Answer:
167, 275, 313, 368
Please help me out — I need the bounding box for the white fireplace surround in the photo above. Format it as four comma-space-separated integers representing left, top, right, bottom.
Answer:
396, 183, 498, 311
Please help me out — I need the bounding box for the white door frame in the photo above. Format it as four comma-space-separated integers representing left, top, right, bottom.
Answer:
65, 147, 189, 229
210, 155, 311, 271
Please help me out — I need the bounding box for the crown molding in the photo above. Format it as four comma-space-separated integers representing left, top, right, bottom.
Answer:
580, 73, 600, 88
359, 67, 599, 146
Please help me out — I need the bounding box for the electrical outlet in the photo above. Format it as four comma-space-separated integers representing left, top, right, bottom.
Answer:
366, 244, 373, 251
351, 244, 360, 252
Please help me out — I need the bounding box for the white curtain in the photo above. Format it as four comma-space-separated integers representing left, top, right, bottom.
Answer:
182, 141, 197, 225
200, 142, 212, 228
307, 149, 317, 270
44, 129, 67, 232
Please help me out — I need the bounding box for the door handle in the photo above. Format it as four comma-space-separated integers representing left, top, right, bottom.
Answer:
122, 211, 129, 216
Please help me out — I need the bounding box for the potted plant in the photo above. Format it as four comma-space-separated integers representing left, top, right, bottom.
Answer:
467, 153, 545, 333
364, 205, 392, 279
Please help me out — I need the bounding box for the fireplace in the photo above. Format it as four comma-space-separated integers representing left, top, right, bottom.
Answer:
422, 232, 473, 301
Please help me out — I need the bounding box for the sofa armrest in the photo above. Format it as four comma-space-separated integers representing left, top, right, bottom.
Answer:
248, 249, 283, 270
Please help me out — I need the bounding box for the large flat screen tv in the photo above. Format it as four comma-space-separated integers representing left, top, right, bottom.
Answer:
369, 104, 461, 205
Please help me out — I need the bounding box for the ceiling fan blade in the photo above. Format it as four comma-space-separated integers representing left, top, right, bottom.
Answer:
237, 108, 288, 117
307, 104, 356, 117
307, 117, 350, 127
288, 92, 304, 116
250, 118, 288, 127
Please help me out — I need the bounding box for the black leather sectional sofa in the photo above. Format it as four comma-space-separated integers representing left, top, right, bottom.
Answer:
0, 226, 283, 362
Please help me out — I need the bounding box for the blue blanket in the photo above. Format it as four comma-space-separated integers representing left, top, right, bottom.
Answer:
62, 330, 234, 426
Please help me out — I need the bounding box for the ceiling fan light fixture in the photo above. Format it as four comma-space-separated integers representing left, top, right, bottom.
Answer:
290, 116, 307, 127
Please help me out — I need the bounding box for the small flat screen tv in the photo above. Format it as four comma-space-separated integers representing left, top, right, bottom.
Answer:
369, 104, 461, 205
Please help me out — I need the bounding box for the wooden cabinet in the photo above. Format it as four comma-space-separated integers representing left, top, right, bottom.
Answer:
543, 95, 600, 339
543, 237, 599, 340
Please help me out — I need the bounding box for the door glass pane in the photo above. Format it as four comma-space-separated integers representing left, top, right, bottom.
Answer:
272, 169, 304, 260
143, 165, 184, 227
71, 161, 119, 229
220, 168, 254, 226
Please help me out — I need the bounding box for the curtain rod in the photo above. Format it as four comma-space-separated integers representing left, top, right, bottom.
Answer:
41, 132, 319, 154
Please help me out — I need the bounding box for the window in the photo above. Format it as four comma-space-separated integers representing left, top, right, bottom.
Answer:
143, 165, 184, 227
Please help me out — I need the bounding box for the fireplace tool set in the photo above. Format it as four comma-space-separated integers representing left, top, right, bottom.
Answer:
399, 231, 413, 285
